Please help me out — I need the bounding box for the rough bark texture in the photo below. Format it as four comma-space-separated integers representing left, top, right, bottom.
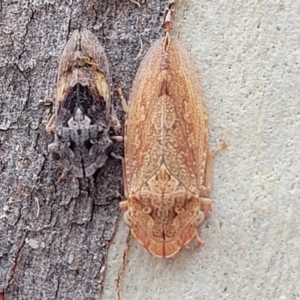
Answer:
0, 1, 169, 299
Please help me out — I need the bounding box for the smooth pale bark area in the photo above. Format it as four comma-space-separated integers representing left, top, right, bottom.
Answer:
103, 1, 300, 299
0, 1, 169, 299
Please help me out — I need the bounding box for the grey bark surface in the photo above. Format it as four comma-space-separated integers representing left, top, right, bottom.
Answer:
0, 1, 169, 299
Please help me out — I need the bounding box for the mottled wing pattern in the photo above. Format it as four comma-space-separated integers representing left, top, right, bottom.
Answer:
48, 29, 114, 178
80, 29, 111, 120
125, 39, 166, 193
56, 29, 79, 108
56, 29, 110, 119
125, 38, 207, 196
164, 39, 208, 194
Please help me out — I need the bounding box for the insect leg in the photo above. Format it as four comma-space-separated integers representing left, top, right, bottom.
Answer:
199, 197, 212, 218
201, 140, 227, 196
110, 136, 123, 143
115, 87, 129, 113
110, 104, 121, 132
46, 114, 55, 134
122, 158, 129, 200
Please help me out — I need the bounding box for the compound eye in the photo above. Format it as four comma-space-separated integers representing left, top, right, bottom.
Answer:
192, 211, 204, 228
51, 151, 60, 161
124, 211, 134, 228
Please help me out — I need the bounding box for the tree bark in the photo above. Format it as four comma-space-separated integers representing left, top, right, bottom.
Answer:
0, 0, 169, 299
